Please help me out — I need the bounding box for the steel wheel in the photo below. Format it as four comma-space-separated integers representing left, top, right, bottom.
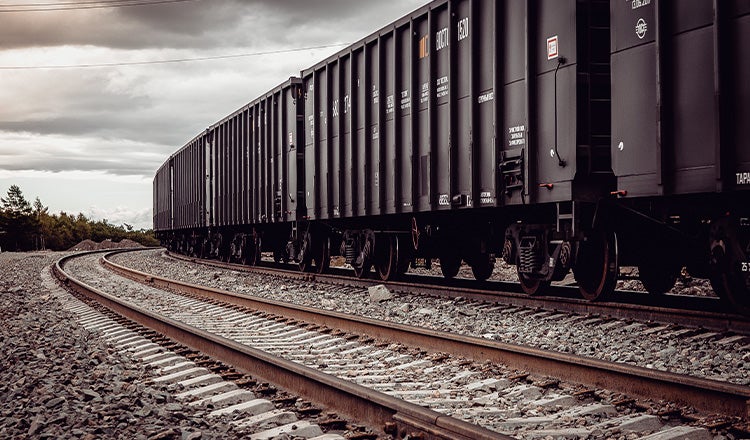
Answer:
313, 236, 330, 274
376, 235, 399, 281
248, 235, 262, 266
298, 231, 313, 272
471, 253, 495, 282
638, 263, 678, 295
353, 233, 373, 279
710, 217, 750, 315
273, 246, 289, 264
439, 253, 461, 279
517, 270, 550, 295
574, 231, 618, 301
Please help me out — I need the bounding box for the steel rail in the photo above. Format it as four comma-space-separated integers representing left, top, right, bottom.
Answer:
54, 251, 509, 440
164, 251, 750, 336
103, 249, 750, 418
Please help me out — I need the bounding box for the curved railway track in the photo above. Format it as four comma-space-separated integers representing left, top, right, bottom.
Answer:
54, 249, 750, 439
54, 250, 507, 440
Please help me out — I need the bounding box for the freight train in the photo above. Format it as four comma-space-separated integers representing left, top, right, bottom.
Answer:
154, 0, 750, 314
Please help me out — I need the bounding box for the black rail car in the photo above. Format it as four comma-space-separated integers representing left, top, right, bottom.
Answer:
602, 0, 750, 311
154, 78, 306, 263
154, 0, 750, 314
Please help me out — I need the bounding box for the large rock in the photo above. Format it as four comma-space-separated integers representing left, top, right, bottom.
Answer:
368, 284, 393, 302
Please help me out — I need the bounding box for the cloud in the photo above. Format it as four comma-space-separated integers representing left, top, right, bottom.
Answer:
87, 205, 152, 230
0, 1, 426, 52
0, 131, 167, 177
0, 0, 428, 230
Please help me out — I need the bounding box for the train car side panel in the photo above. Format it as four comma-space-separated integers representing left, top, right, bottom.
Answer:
610, 0, 750, 196
398, 25, 414, 213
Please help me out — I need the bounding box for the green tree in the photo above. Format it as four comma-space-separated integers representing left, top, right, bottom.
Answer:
0, 184, 158, 251
0, 185, 38, 251
32, 197, 49, 249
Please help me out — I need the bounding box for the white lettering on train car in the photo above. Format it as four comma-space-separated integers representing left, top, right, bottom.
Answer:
737, 172, 750, 185
400, 89, 411, 109
478, 91, 494, 104
386, 95, 395, 114
631, 0, 651, 9
508, 125, 526, 147
436, 27, 449, 51
436, 76, 449, 98
457, 17, 469, 41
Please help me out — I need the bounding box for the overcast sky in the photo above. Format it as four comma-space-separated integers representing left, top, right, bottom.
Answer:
0, 0, 427, 230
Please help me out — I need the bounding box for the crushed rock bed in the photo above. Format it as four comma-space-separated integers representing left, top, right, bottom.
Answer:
68, 239, 144, 251
0, 252, 250, 439
405, 258, 716, 298
113, 249, 750, 386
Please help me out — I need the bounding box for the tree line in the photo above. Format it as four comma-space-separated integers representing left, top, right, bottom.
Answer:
0, 185, 159, 251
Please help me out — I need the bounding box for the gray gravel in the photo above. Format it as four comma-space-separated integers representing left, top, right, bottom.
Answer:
60, 253, 724, 439
113, 250, 750, 386
0, 251, 251, 439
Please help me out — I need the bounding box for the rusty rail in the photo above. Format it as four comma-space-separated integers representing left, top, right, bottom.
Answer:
164, 250, 750, 336
54, 251, 509, 440
103, 249, 750, 418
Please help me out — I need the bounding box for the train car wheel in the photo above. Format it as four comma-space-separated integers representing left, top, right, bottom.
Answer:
238, 244, 247, 265
574, 231, 618, 301
313, 237, 330, 274
353, 261, 371, 278
353, 233, 374, 278
273, 247, 289, 264
298, 231, 313, 272
376, 235, 399, 281
471, 253, 495, 282
517, 271, 550, 295
439, 254, 461, 279
710, 217, 750, 315
249, 236, 262, 266
638, 263, 678, 295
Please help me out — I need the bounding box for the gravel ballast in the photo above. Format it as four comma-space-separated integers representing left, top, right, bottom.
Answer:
0, 252, 249, 439
112, 249, 750, 386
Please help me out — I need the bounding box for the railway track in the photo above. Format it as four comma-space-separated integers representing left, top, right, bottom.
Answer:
52, 249, 750, 439
166, 251, 750, 336
55, 250, 505, 440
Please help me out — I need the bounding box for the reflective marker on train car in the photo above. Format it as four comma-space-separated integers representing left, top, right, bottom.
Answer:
547, 35, 558, 60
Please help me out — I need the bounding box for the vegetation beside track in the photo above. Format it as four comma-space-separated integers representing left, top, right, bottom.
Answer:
0, 184, 158, 251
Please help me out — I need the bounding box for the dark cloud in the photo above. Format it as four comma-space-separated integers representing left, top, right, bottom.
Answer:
0, 0, 428, 228
0, 1, 425, 51
2, 154, 162, 176
0, 1, 242, 50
